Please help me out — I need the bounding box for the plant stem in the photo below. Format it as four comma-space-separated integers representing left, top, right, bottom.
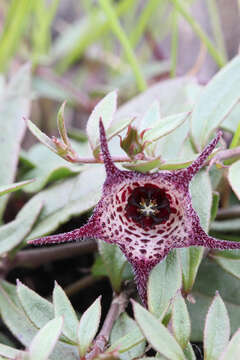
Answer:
85, 292, 129, 360
169, 0, 226, 67
98, 0, 147, 92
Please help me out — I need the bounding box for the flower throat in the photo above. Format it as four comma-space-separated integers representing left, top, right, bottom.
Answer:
125, 184, 171, 228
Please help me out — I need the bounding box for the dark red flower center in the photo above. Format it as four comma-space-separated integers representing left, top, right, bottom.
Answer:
125, 184, 171, 228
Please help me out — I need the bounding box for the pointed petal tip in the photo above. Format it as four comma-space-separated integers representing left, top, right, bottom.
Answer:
98, 117, 120, 178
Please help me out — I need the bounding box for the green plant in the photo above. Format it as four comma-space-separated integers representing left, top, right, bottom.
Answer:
0, 53, 240, 359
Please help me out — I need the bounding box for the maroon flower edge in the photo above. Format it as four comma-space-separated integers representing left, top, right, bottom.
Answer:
29, 120, 240, 307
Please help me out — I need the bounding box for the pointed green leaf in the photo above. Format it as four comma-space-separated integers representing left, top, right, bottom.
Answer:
26, 119, 58, 153
204, 292, 230, 360
0, 197, 42, 255
180, 170, 212, 293
98, 242, 127, 292
148, 250, 182, 318
0, 63, 31, 219
110, 313, 145, 360
0, 284, 37, 346
53, 282, 79, 343
108, 328, 144, 354
211, 256, 240, 280
29, 317, 63, 360
191, 56, 240, 150
57, 101, 69, 146
0, 179, 34, 197
228, 160, 240, 200
78, 297, 101, 356
17, 281, 54, 328
0, 343, 25, 359
219, 328, 240, 360
143, 112, 190, 143
172, 292, 191, 349
26, 167, 104, 240
132, 301, 186, 360
183, 342, 196, 360
86, 91, 117, 151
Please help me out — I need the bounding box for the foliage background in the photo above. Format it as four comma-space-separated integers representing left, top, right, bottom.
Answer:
0, 1, 240, 359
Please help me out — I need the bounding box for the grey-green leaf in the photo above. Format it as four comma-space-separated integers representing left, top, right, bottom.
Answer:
172, 292, 191, 349
191, 56, 240, 150
0, 179, 34, 197
17, 281, 54, 328
78, 296, 101, 356
148, 250, 182, 318
28, 317, 63, 360
143, 112, 190, 143
204, 292, 230, 360
98, 241, 127, 292
0, 343, 26, 359
219, 328, 240, 360
110, 313, 145, 360
53, 282, 79, 343
26, 166, 104, 240
133, 300, 186, 360
0, 197, 42, 255
228, 160, 240, 200
86, 91, 117, 151
0, 63, 31, 219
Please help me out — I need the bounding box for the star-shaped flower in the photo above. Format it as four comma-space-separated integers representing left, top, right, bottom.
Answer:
29, 121, 240, 306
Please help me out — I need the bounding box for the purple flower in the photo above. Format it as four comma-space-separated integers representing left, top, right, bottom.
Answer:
29, 120, 240, 306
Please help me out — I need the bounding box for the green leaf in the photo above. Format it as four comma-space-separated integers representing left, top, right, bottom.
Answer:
228, 160, 240, 200
28, 317, 63, 360
172, 292, 191, 349
203, 292, 230, 360
180, 170, 212, 293
86, 91, 117, 151
0, 63, 31, 219
107, 328, 145, 355
53, 282, 79, 343
123, 159, 162, 172
110, 313, 145, 360
211, 219, 240, 233
132, 300, 186, 360
210, 192, 220, 222
0, 285, 78, 359
0, 284, 37, 347
191, 56, 240, 150
0, 197, 42, 255
219, 328, 240, 360
140, 101, 161, 131
77, 296, 101, 357
0, 343, 25, 359
98, 242, 127, 292
143, 112, 190, 143
17, 281, 54, 328
22, 142, 84, 193
26, 166, 104, 240
26, 119, 58, 154
211, 256, 240, 280
188, 257, 240, 342
148, 250, 182, 318
182, 342, 196, 360
57, 101, 69, 146
0, 179, 34, 197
